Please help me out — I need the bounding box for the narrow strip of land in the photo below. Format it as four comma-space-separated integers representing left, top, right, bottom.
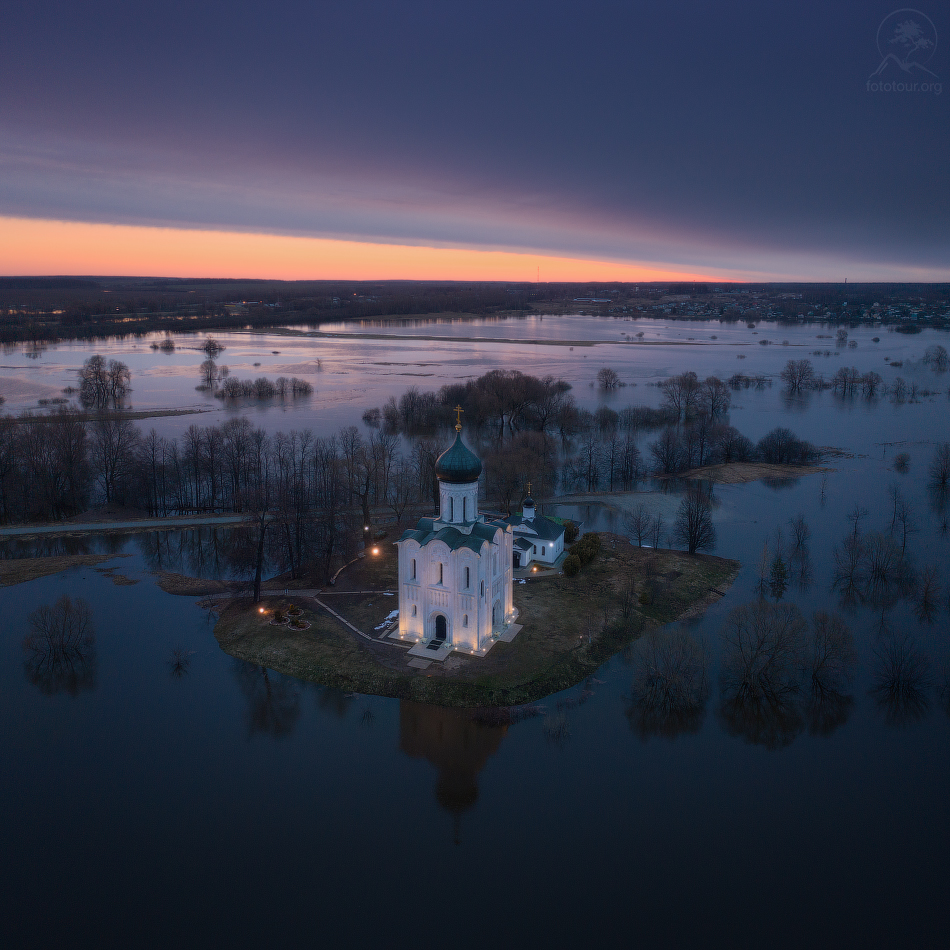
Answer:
0, 513, 252, 537
269, 328, 778, 348
6, 407, 215, 424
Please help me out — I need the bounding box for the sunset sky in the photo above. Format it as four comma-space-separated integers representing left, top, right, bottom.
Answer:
1, 1, 947, 281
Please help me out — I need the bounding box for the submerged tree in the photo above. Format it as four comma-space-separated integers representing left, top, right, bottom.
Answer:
929, 443, 950, 491
626, 627, 708, 740
769, 553, 788, 600
871, 635, 932, 727
718, 602, 807, 749
780, 358, 816, 393
803, 611, 857, 736
78, 355, 131, 408
23, 595, 96, 696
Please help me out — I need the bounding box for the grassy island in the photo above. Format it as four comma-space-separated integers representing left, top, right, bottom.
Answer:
213, 534, 739, 707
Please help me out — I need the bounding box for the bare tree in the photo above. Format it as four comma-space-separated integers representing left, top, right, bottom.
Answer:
719, 601, 807, 749
929, 443, 950, 490
625, 503, 651, 547
698, 375, 731, 418
387, 457, 416, 523
872, 634, 932, 726
673, 485, 715, 555
596, 367, 620, 389
861, 371, 883, 397
650, 427, 684, 475
90, 418, 141, 504
789, 513, 811, 550
924, 344, 949, 371
780, 359, 816, 392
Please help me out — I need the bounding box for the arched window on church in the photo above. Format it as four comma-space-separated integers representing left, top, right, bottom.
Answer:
450, 497, 454, 521
463, 614, 468, 627
438, 562, 443, 584
412, 605, 417, 617
542, 546, 546, 557
411, 558, 416, 580
480, 580, 484, 598
465, 566, 470, 588
463, 497, 467, 520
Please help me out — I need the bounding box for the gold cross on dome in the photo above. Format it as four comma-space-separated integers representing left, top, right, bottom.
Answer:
526, 481, 531, 496
455, 405, 464, 431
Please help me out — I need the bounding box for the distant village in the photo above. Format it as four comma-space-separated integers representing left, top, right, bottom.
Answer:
1, 278, 948, 344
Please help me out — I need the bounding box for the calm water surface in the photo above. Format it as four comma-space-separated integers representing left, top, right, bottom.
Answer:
1, 316, 948, 948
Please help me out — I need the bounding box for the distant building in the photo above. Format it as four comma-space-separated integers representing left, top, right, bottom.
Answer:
503, 489, 565, 569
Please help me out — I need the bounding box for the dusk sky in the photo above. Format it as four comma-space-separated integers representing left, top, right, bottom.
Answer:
1, 1, 947, 281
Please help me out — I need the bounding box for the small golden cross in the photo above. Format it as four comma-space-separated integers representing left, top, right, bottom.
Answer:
455, 404, 464, 431
526, 481, 532, 496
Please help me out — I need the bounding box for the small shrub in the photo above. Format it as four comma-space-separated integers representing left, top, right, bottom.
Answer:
563, 555, 581, 577
563, 520, 579, 544
571, 532, 602, 565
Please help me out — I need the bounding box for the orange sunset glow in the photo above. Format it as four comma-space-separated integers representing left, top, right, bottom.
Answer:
0, 216, 717, 282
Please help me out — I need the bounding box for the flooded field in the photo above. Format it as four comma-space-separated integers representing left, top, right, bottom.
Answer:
2, 313, 948, 948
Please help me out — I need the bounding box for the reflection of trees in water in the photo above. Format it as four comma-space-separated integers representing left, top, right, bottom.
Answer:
315, 686, 353, 718
138, 527, 248, 578
168, 647, 194, 678
233, 660, 302, 738
913, 566, 941, 623
871, 634, 932, 727
626, 626, 708, 740
399, 701, 507, 840
1, 536, 102, 558
719, 603, 857, 748
804, 612, 857, 736
22, 595, 96, 696
940, 660, 950, 718
833, 531, 917, 610
792, 549, 813, 592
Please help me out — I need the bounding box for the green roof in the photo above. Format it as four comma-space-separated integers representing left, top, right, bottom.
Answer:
434, 431, 482, 484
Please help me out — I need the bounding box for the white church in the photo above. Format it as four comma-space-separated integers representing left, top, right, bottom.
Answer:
394, 411, 565, 657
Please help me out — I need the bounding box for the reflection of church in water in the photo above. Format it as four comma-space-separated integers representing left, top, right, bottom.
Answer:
399, 701, 507, 840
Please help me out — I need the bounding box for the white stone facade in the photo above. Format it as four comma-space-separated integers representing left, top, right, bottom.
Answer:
438, 479, 479, 526
396, 471, 515, 654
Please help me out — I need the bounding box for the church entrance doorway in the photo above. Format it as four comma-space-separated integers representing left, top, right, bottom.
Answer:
434, 614, 447, 642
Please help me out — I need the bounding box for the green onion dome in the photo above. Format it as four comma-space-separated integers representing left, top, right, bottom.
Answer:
435, 432, 482, 483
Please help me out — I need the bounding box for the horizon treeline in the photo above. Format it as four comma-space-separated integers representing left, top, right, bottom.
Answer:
2, 277, 948, 345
